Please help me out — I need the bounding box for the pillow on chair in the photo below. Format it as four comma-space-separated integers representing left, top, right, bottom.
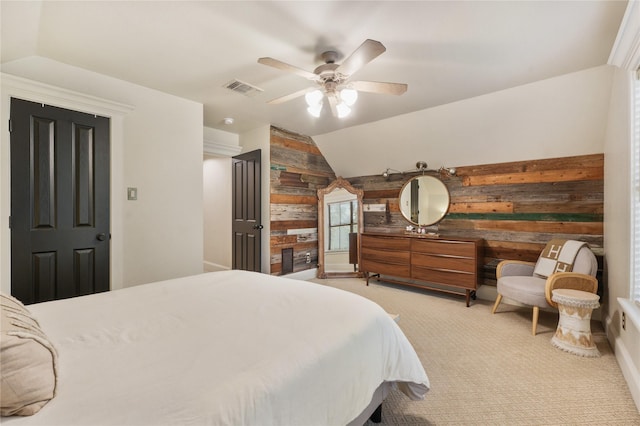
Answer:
1, 293, 58, 416
533, 239, 588, 278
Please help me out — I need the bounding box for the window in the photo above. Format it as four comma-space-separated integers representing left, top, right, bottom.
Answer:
328, 200, 358, 251
633, 77, 640, 307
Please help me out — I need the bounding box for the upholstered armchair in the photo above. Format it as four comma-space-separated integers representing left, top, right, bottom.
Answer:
491, 243, 598, 336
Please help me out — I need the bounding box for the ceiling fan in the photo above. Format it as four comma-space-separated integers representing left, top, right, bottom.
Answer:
258, 39, 407, 118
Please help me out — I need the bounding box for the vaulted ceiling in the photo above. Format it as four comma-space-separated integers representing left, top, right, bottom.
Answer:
1, 1, 628, 138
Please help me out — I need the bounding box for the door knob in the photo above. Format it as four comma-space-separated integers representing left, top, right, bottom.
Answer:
96, 233, 107, 241
252, 225, 264, 230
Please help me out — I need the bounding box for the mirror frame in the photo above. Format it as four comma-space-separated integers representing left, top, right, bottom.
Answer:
399, 174, 451, 226
317, 177, 364, 279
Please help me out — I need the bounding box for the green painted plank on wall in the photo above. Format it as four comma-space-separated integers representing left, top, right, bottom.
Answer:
445, 212, 603, 222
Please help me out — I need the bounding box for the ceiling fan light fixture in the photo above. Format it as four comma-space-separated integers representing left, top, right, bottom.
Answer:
336, 102, 351, 118
305, 89, 323, 107
307, 103, 323, 118
258, 39, 407, 121
340, 88, 358, 106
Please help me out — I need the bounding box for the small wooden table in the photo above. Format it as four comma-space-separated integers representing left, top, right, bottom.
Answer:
551, 289, 600, 357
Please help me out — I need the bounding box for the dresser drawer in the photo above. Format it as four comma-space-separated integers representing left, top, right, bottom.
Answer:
411, 266, 476, 288
411, 252, 476, 273
361, 235, 410, 251
360, 247, 411, 277
361, 258, 411, 278
361, 235, 411, 278
411, 239, 475, 257
361, 246, 410, 266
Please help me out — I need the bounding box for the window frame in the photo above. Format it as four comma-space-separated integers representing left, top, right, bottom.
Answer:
623, 71, 640, 329
632, 76, 640, 308
327, 200, 358, 252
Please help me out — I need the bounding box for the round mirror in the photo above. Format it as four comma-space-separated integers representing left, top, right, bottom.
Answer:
399, 175, 450, 226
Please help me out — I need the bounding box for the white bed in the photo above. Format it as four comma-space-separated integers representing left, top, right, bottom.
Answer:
2, 270, 429, 425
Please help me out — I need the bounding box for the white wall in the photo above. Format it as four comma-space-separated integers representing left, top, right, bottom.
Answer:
203, 154, 232, 271
1, 57, 204, 291
202, 126, 240, 272
315, 65, 613, 177
120, 82, 204, 286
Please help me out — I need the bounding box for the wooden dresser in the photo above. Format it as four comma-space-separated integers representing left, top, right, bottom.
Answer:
360, 232, 484, 306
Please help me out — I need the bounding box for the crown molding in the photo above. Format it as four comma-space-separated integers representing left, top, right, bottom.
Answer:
1, 73, 134, 116
609, 1, 640, 70
203, 139, 242, 157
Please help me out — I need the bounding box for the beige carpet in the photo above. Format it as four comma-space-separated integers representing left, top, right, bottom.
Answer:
311, 277, 640, 425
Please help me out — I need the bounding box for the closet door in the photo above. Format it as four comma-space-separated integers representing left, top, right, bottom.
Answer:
10, 98, 110, 304
232, 149, 262, 272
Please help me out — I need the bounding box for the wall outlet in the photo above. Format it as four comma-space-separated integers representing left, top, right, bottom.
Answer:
305, 252, 311, 264
622, 312, 626, 331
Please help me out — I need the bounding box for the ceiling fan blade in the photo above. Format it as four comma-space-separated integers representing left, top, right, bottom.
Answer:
335, 39, 386, 77
267, 87, 313, 104
350, 80, 408, 96
258, 57, 318, 80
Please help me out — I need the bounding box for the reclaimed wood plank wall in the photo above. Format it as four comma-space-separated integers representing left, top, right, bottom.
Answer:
347, 154, 604, 285
270, 126, 335, 275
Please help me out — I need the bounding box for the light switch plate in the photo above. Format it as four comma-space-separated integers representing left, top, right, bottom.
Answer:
127, 187, 137, 200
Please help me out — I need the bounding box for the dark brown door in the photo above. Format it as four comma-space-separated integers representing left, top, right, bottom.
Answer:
10, 98, 110, 304
232, 150, 262, 272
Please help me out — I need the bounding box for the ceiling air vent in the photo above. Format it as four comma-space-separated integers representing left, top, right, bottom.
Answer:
223, 79, 263, 97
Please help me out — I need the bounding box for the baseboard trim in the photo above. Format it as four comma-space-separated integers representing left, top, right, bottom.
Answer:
203, 261, 230, 272
605, 314, 640, 413
284, 268, 317, 281
476, 284, 497, 302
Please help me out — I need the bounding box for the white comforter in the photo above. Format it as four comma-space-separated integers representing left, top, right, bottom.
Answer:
4, 270, 429, 425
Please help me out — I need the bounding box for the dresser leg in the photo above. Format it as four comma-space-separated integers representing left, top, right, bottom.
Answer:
465, 290, 477, 307
365, 272, 380, 286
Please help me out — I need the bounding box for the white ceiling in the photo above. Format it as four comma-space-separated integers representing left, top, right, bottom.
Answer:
0, 1, 628, 138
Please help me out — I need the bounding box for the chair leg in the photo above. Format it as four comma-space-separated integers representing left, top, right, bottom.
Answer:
491, 294, 503, 314
532, 306, 539, 336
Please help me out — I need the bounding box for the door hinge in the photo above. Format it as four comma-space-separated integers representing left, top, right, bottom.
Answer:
8, 119, 12, 133
8, 216, 11, 229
